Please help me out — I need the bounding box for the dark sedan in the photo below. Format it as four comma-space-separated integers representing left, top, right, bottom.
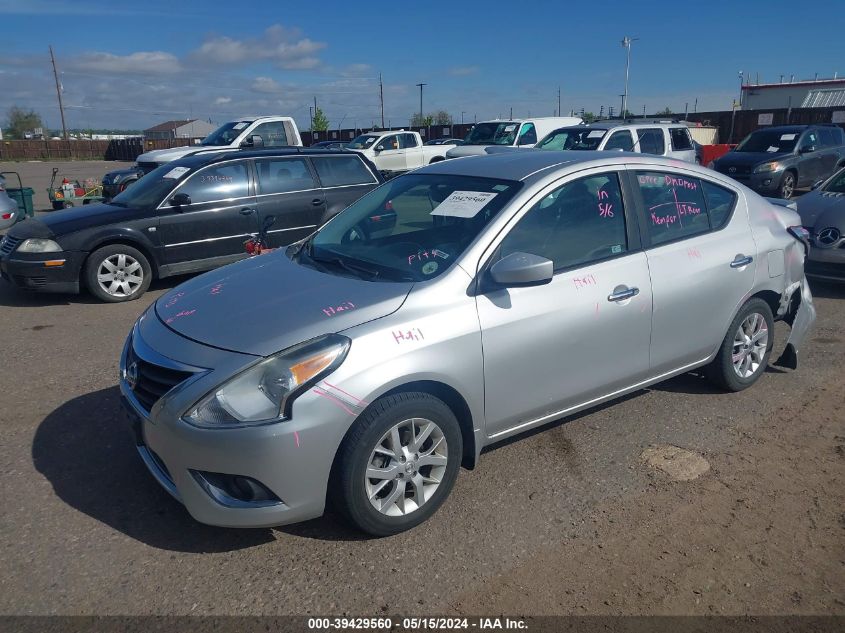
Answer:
0, 149, 382, 302
796, 167, 845, 282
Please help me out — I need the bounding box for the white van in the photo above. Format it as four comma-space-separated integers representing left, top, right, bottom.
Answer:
446, 117, 582, 158
136, 116, 303, 172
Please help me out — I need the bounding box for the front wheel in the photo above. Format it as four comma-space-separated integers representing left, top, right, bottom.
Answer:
706, 298, 774, 392
778, 171, 796, 199
83, 244, 152, 302
331, 392, 462, 536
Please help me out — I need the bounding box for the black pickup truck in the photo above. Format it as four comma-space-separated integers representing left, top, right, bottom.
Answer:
711, 124, 845, 198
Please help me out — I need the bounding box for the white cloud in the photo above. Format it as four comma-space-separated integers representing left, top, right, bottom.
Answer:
70, 51, 182, 74
449, 66, 479, 76
214, 96, 232, 105
191, 25, 327, 70
251, 77, 283, 94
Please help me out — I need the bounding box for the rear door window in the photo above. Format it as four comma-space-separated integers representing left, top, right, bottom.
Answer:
401, 133, 419, 148
604, 130, 635, 151
701, 180, 737, 229
312, 156, 378, 187
636, 129, 666, 155
669, 127, 693, 150
255, 157, 317, 194
636, 171, 710, 245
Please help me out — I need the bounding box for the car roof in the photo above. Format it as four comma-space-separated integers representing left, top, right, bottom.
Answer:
172, 147, 364, 167
751, 125, 809, 133
416, 150, 717, 185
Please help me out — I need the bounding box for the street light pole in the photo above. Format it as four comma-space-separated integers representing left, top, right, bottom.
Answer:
621, 36, 638, 119
416, 83, 426, 127
729, 70, 743, 143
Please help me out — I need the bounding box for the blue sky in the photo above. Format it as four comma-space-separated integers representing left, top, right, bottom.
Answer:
1, 0, 843, 132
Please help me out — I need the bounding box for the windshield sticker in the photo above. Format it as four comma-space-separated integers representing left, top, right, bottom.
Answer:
322, 301, 356, 317
431, 191, 497, 218
611, 244, 622, 254
780, 134, 796, 140
232, 122, 248, 130
588, 130, 607, 138
393, 328, 425, 344
767, 146, 779, 152
162, 166, 190, 179
504, 125, 516, 132
421, 261, 439, 275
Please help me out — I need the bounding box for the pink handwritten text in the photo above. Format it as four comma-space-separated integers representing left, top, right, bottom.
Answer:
573, 274, 597, 289
393, 328, 425, 344
322, 301, 356, 317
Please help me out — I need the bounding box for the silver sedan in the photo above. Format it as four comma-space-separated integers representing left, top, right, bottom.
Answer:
796, 167, 845, 282
119, 152, 816, 535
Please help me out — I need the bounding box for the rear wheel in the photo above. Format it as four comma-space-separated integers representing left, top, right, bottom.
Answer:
778, 171, 796, 199
331, 392, 462, 536
706, 298, 774, 391
83, 244, 151, 302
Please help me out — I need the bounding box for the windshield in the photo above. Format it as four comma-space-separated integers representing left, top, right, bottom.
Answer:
200, 120, 253, 146
346, 134, 379, 150
536, 127, 606, 151
302, 173, 522, 282
111, 163, 185, 208
464, 122, 520, 146
735, 129, 799, 153
823, 168, 845, 193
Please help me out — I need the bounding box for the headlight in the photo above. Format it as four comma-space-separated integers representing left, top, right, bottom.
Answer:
17, 238, 62, 253
754, 161, 779, 174
111, 173, 122, 183
184, 334, 350, 428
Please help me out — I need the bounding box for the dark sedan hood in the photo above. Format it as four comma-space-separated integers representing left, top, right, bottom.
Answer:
715, 151, 788, 168
155, 252, 414, 356
36, 203, 143, 237
796, 191, 845, 228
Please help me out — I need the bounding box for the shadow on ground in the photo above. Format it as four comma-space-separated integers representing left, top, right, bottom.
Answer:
32, 386, 277, 552
0, 274, 190, 308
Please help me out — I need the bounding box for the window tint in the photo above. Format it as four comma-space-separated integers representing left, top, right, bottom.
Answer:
701, 180, 737, 228
636, 129, 666, 155
380, 135, 400, 150
312, 156, 377, 187
669, 127, 692, 150
250, 121, 289, 147
799, 131, 819, 150
255, 158, 316, 194
604, 130, 634, 151
819, 128, 836, 147
637, 171, 710, 245
500, 173, 628, 270
177, 161, 249, 204
402, 133, 419, 148
517, 123, 537, 146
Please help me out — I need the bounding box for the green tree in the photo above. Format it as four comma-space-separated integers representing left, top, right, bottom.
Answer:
581, 111, 597, 123
621, 109, 635, 118
432, 110, 452, 125
410, 112, 435, 127
656, 107, 674, 116
312, 107, 329, 132
5, 106, 44, 139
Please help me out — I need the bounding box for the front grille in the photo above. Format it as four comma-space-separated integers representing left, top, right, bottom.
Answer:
137, 162, 159, 175
15, 275, 46, 287
719, 165, 752, 176
1, 235, 22, 255
127, 346, 194, 413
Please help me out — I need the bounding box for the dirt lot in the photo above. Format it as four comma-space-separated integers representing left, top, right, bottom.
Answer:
0, 161, 842, 622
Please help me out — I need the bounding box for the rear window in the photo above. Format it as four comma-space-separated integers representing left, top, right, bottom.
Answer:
255, 158, 316, 194
669, 127, 692, 150
636, 171, 709, 245
701, 181, 737, 228
636, 129, 666, 155
312, 156, 377, 187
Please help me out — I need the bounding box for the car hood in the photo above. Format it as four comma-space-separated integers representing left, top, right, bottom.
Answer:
34, 203, 142, 237
445, 145, 509, 158
136, 146, 231, 164
797, 191, 845, 229
155, 251, 414, 356
715, 151, 789, 168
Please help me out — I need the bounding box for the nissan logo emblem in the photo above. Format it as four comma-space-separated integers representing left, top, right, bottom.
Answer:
816, 227, 841, 248
125, 362, 139, 390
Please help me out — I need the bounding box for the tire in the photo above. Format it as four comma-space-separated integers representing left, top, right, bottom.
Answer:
706, 298, 774, 392
64, 201, 74, 207
51, 201, 65, 211
331, 392, 462, 536
83, 244, 152, 302
777, 171, 796, 199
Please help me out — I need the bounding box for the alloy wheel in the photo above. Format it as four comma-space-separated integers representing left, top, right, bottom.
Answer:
365, 417, 448, 516
97, 253, 143, 298
732, 312, 769, 378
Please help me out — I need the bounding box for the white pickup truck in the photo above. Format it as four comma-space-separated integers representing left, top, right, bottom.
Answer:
445, 117, 582, 158
135, 115, 303, 173
346, 130, 454, 174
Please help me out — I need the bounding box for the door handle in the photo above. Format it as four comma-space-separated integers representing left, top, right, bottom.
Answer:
311, 198, 323, 206
239, 207, 256, 215
607, 286, 639, 302
730, 255, 753, 268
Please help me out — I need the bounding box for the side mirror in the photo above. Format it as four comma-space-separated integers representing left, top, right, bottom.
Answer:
170, 193, 191, 207
241, 135, 264, 148
489, 252, 553, 287
811, 179, 824, 190
375, 145, 385, 152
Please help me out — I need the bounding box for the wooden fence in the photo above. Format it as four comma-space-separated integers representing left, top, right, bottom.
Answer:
0, 138, 198, 162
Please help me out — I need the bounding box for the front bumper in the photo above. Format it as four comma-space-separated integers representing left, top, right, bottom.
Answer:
118, 312, 360, 528
805, 245, 845, 282
716, 169, 786, 195
0, 249, 82, 293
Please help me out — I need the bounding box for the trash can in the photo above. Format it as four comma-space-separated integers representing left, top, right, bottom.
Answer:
6, 187, 35, 218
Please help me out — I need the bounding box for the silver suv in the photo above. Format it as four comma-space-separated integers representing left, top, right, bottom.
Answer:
535, 122, 698, 163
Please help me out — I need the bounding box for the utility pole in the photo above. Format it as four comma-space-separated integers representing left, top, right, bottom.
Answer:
379, 73, 385, 128
416, 83, 426, 127
309, 106, 313, 132
49, 45, 68, 141
620, 36, 638, 121
509, 107, 513, 119
461, 111, 465, 124
558, 86, 561, 118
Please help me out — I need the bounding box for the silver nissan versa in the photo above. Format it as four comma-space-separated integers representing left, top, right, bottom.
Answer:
120, 151, 816, 535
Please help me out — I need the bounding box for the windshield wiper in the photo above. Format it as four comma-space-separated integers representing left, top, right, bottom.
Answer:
308, 251, 381, 280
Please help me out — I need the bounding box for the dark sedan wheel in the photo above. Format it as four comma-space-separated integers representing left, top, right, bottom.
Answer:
84, 244, 152, 302
778, 171, 795, 199
331, 392, 462, 536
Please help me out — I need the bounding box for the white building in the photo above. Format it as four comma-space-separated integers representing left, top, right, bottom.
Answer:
741, 77, 845, 110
